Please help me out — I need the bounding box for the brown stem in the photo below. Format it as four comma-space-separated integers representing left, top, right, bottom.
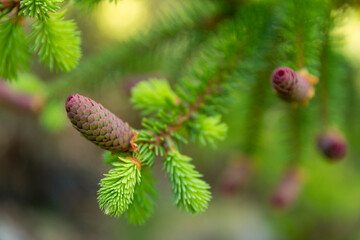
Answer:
130, 131, 139, 153
130, 157, 141, 171
0, 0, 19, 10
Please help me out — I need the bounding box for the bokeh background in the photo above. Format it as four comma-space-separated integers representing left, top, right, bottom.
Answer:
1, 0, 360, 239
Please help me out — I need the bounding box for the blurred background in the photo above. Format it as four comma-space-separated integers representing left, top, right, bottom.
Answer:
1, 0, 360, 239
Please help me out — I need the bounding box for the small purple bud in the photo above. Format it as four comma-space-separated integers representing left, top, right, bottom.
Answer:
271, 167, 304, 209
217, 155, 253, 195
317, 131, 347, 161
271, 67, 316, 104
65, 94, 134, 153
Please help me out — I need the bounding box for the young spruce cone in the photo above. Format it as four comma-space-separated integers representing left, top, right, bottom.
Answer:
217, 156, 253, 195
271, 167, 304, 209
65, 94, 134, 153
271, 67, 317, 105
317, 130, 347, 161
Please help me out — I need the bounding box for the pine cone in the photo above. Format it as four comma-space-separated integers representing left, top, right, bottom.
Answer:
65, 94, 134, 153
271, 67, 316, 104
317, 130, 347, 161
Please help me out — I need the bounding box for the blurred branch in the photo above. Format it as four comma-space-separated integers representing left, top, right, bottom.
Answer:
48, 4, 234, 99
0, 79, 44, 114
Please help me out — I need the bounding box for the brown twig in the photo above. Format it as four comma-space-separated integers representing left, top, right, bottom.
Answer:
129, 156, 141, 171
0, 0, 19, 9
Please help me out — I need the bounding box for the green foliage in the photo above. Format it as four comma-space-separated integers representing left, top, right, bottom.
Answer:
135, 130, 168, 156
0, 20, 30, 80
164, 150, 211, 214
126, 168, 157, 225
98, 157, 141, 217
102, 151, 121, 165
0, 0, 81, 80
131, 79, 179, 115
275, 0, 328, 73
20, 0, 62, 19
175, 5, 272, 116
99, 4, 272, 222
188, 114, 228, 147
136, 142, 156, 167
47, 0, 221, 97
39, 100, 67, 133
28, 11, 81, 72
9, 73, 47, 95
17, 0, 359, 229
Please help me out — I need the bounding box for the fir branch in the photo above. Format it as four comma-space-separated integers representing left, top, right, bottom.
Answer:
28, 11, 81, 72
97, 157, 141, 217
0, 20, 30, 80
126, 168, 157, 225
20, 0, 62, 19
164, 150, 211, 214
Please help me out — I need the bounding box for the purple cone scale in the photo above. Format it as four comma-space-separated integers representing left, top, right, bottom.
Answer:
317, 131, 347, 161
271, 67, 316, 104
65, 94, 134, 153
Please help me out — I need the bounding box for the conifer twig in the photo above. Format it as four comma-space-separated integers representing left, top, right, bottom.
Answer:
137, 74, 224, 154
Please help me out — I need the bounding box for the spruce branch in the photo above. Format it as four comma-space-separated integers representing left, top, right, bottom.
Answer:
276, 0, 328, 74
57, 0, 360, 224
164, 150, 211, 214
98, 157, 141, 217
48, 0, 230, 98
0, 20, 30, 80
272, 0, 333, 166
20, 0, 62, 19
131, 79, 179, 116
242, 67, 273, 154
318, 39, 331, 127
126, 168, 157, 225
28, 11, 81, 72
188, 114, 228, 147
133, 76, 226, 153
132, 6, 273, 152
136, 139, 156, 167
